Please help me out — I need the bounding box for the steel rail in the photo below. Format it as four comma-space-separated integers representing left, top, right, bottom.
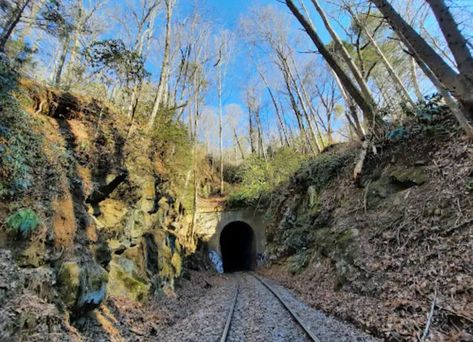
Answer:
220, 277, 240, 342
250, 272, 321, 342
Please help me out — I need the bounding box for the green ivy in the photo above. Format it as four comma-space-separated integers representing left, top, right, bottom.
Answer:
0, 60, 45, 198
227, 147, 307, 207
6, 208, 40, 238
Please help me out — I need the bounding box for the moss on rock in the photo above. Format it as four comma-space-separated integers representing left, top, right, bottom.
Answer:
287, 250, 312, 275
390, 166, 428, 185
107, 260, 150, 301
58, 262, 81, 310
58, 261, 108, 315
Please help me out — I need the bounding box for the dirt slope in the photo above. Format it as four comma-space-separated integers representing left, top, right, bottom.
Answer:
261, 121, 473, 341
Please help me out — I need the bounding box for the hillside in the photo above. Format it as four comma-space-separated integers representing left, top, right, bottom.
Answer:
1, 0, 473, 341
0, 66, 206, 340
260, 122, 473, 340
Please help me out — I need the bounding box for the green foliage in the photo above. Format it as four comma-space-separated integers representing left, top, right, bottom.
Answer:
467, 178, 473, 192
39, 0, 75, 38
387, 126, 408, 141
287, 250, 312, 275
0, 61, 45, 198
85, 39, 148, 86
148, 115, 194, 208
294, 150, 354, 192
389, 94, 451, 140
228, 147, 307, 207
222, 163, 242, 184
5, 39, 36, 68
407, 93, 449, 122
6, 209, 40, 238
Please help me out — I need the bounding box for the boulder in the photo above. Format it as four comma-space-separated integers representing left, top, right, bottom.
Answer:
390, 166, 428, 186
107, 257, 150, 301
57, 262, 80, 310
58, 261, 108, 317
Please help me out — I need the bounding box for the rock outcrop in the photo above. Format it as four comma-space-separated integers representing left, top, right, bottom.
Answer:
0, 78, 197, 337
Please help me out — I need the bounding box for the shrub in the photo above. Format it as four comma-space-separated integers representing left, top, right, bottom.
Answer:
227, 147, 307, 207
293, 150, 354, 192
6, 208, 40, 238
222, 163, 242, 184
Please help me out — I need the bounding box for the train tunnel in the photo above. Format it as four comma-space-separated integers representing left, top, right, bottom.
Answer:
220, 221, 256, 272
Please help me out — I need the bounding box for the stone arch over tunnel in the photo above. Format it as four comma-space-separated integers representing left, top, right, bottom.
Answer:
220, 221, 256, 272
195, 209, 267, 272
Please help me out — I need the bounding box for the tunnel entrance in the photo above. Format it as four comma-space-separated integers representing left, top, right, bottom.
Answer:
220, 221, 256, 273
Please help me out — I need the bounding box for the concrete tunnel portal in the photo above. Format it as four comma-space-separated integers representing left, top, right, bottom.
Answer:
220, 221, 257, 272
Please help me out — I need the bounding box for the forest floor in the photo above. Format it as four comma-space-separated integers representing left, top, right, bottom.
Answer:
81, 271, 380, 342
260, 121, 473, 341
78, 270, 227, 341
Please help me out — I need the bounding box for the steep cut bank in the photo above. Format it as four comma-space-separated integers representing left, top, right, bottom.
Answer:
257, 112, 473, 340
0, 65, 204, 339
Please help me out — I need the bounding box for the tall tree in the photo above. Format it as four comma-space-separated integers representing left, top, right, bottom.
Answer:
285, 0, 381, 133
149, 0, 175, 129
310, 0, 378, 113
0, 0, 32, 52
342, 3, 416, 108
125, 0, 160, 119
214, 31, 233, 195
369, 0, 473, 133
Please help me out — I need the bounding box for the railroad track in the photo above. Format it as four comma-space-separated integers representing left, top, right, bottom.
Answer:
220, 272, 321, 342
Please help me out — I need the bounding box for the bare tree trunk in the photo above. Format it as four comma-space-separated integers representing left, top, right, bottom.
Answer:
369, 0, 473, 121
17, 0, 45, 43
248, 108, 256, 154
127, 2, 159, 119
410, 56, 423, 101
426, 0, 473, 80
281, 62, 315, 154
285, 0, 381, 132
372, 72, 394, 110
149, 0, 175, 129
217, 62, 224, 195
254, 108, 267, 159
190, 76, 201, 244
256, 68, 291, 147
402, 37, 473, 139
53, 35, 71, 87
310, 0, 378, 111
331, 67, 365, 138
287, 52, 324, 151
346, 6, 416, 107
63, 2, 84, 88
289, 68, 322, 153
314, 84, 335, 143
0, 0, 31, 52
233, 128, 245, 160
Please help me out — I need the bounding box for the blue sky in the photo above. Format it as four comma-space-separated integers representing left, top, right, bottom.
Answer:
202, 0, 272, 29
175, 1, 337, 98
178, 0, 346, 146
26, 0, 473, 150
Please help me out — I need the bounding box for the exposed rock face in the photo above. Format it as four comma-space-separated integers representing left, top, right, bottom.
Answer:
262, 134, 473, 340
0, 250, 80, 341
0, 80, 196, 335
58, 261, 108, 318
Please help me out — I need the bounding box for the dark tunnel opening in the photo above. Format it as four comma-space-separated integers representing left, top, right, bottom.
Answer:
220, 221, 256, 273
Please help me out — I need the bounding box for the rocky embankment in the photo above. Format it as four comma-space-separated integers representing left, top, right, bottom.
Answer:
261, 121, 473, 340
0, 78, 198, 340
